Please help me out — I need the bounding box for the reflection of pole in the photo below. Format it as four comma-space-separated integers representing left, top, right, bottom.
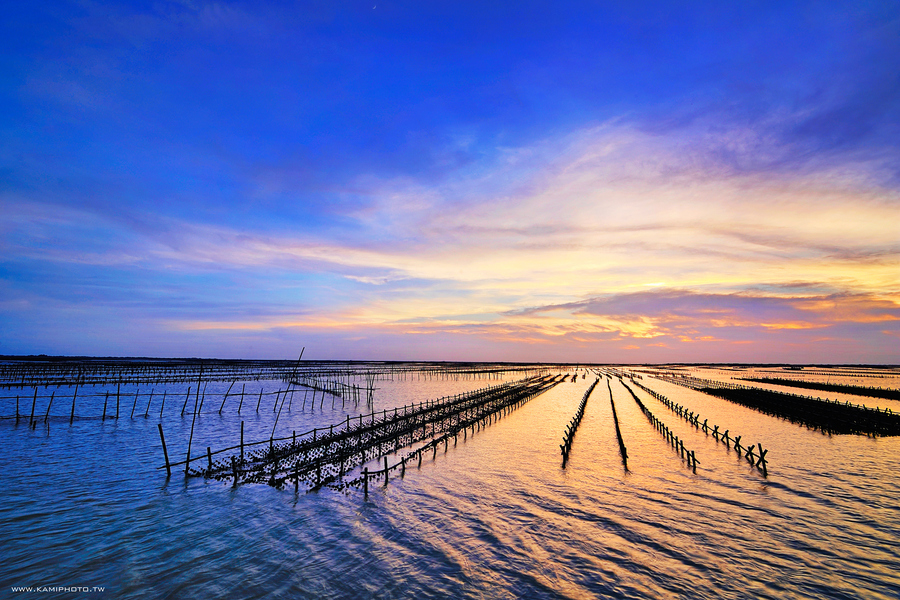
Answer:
363, 468, 369, 499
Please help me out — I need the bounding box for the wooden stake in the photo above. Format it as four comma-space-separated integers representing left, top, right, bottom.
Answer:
220, 380, 236, 414
185, 392, 200, 476
181, 386, 191, 416
158, 424, 171, 477
195, 363, 203, 414
44, 391, 55, 423
70, 385, 78, 424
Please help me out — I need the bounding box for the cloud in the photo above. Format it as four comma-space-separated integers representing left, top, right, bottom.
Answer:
5, 119, 899, 299
3, 113, 898, 360
554, 288, 899, 332
157, 288, 899, 359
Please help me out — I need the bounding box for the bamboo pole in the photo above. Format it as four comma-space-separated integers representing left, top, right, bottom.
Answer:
185, 391, 200, 476
158, 424, 171, 477
220, 380, 236, 414
30, 387, 37, 426
70, 385, 78, 424
181, 386, 191, 416
44, 391, 55, 423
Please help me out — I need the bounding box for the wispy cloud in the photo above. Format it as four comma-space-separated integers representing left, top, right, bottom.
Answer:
4, 120, 898, 357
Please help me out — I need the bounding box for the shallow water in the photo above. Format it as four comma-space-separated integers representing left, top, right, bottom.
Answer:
2, 368, 899, 599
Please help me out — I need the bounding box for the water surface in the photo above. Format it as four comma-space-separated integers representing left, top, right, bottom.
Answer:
2, 368, 899, 599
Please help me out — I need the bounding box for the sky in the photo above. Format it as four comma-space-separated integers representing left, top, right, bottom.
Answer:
1, 1, 898, 363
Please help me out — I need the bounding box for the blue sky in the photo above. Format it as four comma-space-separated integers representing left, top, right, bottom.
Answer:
1, 1, 898, 361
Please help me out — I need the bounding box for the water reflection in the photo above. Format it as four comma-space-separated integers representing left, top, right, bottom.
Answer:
1, 367, 899, 598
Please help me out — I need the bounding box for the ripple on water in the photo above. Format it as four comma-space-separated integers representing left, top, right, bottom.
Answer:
1, 371, 899, 599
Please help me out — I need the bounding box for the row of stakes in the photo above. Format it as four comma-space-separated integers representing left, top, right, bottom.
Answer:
169, 398, 494, 481
354, 376, 567, 497
359, 434, 459, 499
560, 377, 600, 466
619, 379, 699, 470
6, 379, 359, 430
166, 396, 500, 485
355, 384, 555, 498
159, 373, 769, 496
171, 375, 566, 495
2, 357, 547, 389
631, 379, 769, 476
357, 434, 469, 500
607, 378, 629, 469
658, 373, 896, 420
